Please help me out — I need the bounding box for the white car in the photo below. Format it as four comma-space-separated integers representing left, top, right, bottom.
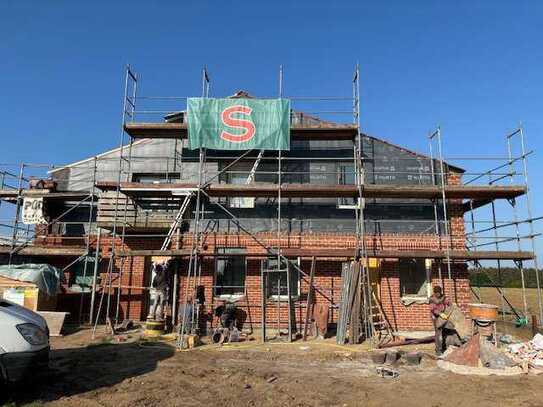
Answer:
0, 299, 50, 383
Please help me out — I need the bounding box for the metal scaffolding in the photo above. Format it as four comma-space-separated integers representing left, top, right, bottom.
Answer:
0, 64, 541, 344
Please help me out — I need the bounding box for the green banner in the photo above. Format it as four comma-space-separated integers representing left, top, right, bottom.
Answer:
187, 98, 290, 150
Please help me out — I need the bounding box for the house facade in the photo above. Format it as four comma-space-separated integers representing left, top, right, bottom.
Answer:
25, 107, 472, 334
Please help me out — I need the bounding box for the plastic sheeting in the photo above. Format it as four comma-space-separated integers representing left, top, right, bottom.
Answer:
0, 264, 62, 297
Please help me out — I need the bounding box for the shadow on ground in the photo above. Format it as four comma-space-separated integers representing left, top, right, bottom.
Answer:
1, 340, 175, 405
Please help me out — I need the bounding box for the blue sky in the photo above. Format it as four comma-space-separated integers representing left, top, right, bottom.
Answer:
1, 1, 542, 259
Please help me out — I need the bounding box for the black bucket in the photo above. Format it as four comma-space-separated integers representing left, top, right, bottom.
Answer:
385, 351, 400, 365
405, 351, 422, 365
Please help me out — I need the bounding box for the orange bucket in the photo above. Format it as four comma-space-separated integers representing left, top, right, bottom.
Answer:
468, 303, 498, 322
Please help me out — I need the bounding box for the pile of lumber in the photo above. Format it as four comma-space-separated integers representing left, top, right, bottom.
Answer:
337, 261, 361, 344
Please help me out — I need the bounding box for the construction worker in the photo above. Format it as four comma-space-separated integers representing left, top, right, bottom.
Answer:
148, 262, 170, 321
430, 285, 452, 355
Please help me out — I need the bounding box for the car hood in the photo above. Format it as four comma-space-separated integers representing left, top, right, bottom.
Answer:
0, 299, 48, 331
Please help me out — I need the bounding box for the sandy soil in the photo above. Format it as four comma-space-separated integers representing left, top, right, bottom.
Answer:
3, 327, 543, 407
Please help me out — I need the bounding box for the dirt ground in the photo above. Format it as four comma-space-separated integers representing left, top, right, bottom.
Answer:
3, 327, 543, 407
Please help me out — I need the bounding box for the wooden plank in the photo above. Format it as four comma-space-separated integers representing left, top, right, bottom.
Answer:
462, 199, 493, 213
0, 190, 95, 203
96, 221, 179, 230
0, 245, 86, 256
123, 122, 358, 140
0, 190, 19, 200
303, 256, 316, 341
95, 181, 527, 200
114, 247, 534, 261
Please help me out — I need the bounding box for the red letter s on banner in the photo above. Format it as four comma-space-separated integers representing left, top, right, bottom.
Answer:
220, 105, 256, 143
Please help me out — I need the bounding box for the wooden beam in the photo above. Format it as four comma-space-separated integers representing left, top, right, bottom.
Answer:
462, 199, 493, 213
0, 190, 18, 200
0, 245, 87, 256
0, 190, 95, 203
123, 122, 357, 140
303, 256, 316, 341
115, 247, 534, 261
95, 181, 526, 200
6, 244, 529, 261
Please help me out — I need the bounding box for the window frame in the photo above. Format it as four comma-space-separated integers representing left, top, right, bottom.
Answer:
263, 257, 301, 301
213, 248, 247, 301
398, 258, 432, 300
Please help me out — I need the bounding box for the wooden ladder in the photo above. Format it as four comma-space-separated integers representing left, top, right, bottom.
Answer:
369, 290, 394, 345
360, 264, 394, 346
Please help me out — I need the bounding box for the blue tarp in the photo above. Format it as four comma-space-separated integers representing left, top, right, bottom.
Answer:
0, 264, 62, 296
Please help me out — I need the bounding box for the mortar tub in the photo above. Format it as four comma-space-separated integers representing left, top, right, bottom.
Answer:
468, 303, 498, 322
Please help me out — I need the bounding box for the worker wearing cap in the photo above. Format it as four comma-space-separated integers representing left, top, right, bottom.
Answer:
148, 262, 170, 321
430, 285, 451, 355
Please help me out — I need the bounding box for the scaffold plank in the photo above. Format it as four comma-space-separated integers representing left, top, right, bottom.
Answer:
0, 245, 87, 256
123, 122, 358, 140
0, 190, 95, 203
114, 248, 533, 261
95, 181, 526, 200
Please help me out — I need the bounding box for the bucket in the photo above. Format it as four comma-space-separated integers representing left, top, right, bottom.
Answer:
405, 351, 422, 365
468, 303, 498, 322
144, 320, 165, 337
385, 351, 400, 365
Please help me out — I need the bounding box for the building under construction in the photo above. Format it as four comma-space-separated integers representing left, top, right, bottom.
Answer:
0, 66, 540, 344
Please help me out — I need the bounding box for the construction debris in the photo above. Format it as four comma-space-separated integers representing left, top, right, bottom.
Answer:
267, 376, 278, 383
439, 333, 527, 375
507, 333, 543, 369
378, 335, 434, 349
376, 366, 399, 379
480, 340, 516, 369
444, 334, 480, 367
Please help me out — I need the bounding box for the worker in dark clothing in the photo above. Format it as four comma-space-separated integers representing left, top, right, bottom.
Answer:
429, 285, 452, 355
148, 262, 170, 321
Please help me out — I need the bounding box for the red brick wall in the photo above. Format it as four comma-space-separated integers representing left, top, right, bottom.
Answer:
33, 170, 469, 331
379, 261, 470, 331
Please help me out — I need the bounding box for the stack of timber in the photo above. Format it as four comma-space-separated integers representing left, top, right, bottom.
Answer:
337, 261, 362, 344
97, 191, 189, 230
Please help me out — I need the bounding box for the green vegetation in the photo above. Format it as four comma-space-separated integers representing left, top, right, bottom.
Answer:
470, 267, 541, 288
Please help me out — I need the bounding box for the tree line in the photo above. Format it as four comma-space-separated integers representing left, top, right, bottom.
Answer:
469, 267, 542, 288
